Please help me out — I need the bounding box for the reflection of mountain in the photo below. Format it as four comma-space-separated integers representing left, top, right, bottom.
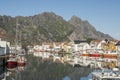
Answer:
0, 66, 22, 80
6, 65, 26, 80
0, 64, 26, 80
6, 67, 18, 80
0, 66, 16, 80
0, 66, 5, 79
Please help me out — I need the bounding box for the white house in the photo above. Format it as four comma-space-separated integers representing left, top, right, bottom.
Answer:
0, 39, 10, 55
72, 40, 90, 53
53, 42, 62, 53
42, 42, 53, 51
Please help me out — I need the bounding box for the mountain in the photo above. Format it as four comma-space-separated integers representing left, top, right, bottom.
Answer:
0, 12, 113, 46
68, 16, 113, 40
0, 12, 74, 46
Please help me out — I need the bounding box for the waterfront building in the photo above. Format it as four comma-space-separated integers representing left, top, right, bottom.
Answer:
71, 40, 90, 54
0, 32, 10, 66
61, 42, 72, 53
53, 42, 62, 53
116, 41, 120, 67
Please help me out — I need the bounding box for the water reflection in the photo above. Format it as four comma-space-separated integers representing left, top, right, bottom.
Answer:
80, 73, 92, 80
0, 66, 5, 80
0, 65, 26, 80
0, 66, 91, 80
63, 73, 92, 80
63, 70, 93, 80
63, 76, 71, 80
0, 54, 93, 80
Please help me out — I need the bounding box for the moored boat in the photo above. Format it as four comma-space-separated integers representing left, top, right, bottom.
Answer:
17, 59, 26, 66
7, 55, 17, 68
17, 54, 26, 66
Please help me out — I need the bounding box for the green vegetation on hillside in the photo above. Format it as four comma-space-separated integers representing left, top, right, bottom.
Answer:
0, 12, 113, 47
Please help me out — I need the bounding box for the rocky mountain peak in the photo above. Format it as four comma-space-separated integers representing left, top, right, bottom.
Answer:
69, 15, 82, 25
35, 12, 64, 21
0, 12, 113, 45
68, 15, 113, 40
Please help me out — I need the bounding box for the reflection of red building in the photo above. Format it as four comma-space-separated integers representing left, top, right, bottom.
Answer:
82, 53, 117, 59
103, 54, 117, 59
82, 53, 89, 56
82, 53, 101, 57
89, 54, 101, 57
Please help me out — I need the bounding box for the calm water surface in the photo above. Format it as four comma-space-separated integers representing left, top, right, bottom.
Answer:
0, 54, 93, 80
0, 66, 92, 80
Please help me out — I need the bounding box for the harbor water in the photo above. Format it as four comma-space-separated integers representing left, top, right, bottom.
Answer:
0, 54, 93, 80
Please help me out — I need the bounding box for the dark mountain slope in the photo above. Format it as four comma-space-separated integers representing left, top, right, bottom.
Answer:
0, 12, 113, 46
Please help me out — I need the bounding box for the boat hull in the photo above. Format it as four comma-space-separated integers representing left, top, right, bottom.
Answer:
7, 61, 17, 68
17, 61, 26, 66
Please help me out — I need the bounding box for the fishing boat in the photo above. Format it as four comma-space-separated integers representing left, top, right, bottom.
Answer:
7, 54, 17, 68
7, 19, 19, 68
17, 54, 26, 66
17, 59, 26, 66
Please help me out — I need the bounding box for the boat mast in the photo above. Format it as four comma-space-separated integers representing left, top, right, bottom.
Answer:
15, 19, 18, 54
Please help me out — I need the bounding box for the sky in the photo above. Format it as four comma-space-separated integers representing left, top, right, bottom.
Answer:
0, 0, 120, 39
